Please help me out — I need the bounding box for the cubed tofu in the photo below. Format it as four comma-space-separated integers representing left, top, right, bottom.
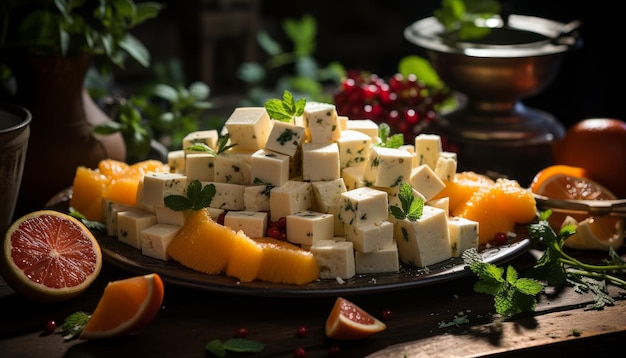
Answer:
286, 210, 334, 246
344, 220, 394, 253
310, 239, 356, 279
224, 211, 268, 239
408, 164, 446, 201
338, 187, 388, 227
269, 180, 313, 219
251, 148, 290, 187
336, 129, 372, 169
394, 206, 451, 267
302, 142, 340, 181
302, 102, 342, 144
448, 217, 479, 257
140, 223, 180, 260
117, 209, 158, 249
364, 146, 413, 188
264, 121, 306, 157
142, 172, 187, 208
224, 107, 272, 151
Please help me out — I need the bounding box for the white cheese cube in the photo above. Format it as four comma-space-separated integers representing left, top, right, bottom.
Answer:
435, 154, 457, 181
338, 187, 388, 227
344, 220, 394, 253
207, 181, 246, 210
341, 166, 366, 191
302, 142, 340, 181
448, 217, 479, 257
310, 239, 356, 279
155, 206, 190, 226
399, 144, 418, 168
337, 115, 348, 130
269, 180, 313, 219
336, 130, 372, 169
311, 179, 347, 236
408, 164, 446, 201
415, 133, 442, 170
286, 210, 334, 246
364, 146, 413, 188
167, 149, 185, 174
251, 149, 290, 187
224, 211, 268, 239
303, 102, 341, 144
140, 223, 180, 260
264, 121, 306, 157
244, 185, 271, 212
345, 119, 379, 141
135, 177, 154, 213
224, 107, 272, 151
427, 197, 450, 215
142, 172, 187, 208
185, 153, 215, 182
207, 207, 225, 221
117, 209, 158, 249
394, 206, 451, 267
355, 244, 400, 274
380, 185, 425, 219
213, 150, 253, 185
182, 129, 219, 151
102, 199, 134, 237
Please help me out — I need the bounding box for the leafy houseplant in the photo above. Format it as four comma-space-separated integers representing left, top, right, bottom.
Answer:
0, 0, 164, 217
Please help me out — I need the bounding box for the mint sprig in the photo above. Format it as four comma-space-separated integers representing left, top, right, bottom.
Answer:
205, 338, 265, 357
165, 179, 216, 211
388, 182, 424, 221
61, 311, 91, 340
264, 90, 306, 123
184, 133, 237, 155
375, 123, 404, 149
68, 207, 106, 233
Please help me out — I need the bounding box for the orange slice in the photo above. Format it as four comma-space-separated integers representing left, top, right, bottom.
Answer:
561, 216, 624, 251
225, 230, 264, 283
325, 297, 386, 340
0, 210, 102, 303
530, 165, 610, 201
80, 273, 164, 339
253, 237, 320, 285
70, 166, 111, 222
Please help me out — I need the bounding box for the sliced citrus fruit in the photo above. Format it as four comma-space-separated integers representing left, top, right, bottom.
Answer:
432, 171, 494, 213
70, 166, 111, 222
492, 178, 537, 224
325, 297, 386, 340
561, 215, 624, 251
80, 273, 164, 340
253, 237, 320, 285
0, 210, 102, 303
225, 231, 263, 283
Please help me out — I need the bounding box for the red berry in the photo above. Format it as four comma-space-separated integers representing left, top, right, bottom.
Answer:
296, 325, 307, 337
235, 327, 248, 338
381, 308, 394, 321
277, 216, 287, 229
493, 232, 508, 245
45, 320, 56, 334
294, 347, 306, 357
266, 226, 281, 239
328, 344, 341, 356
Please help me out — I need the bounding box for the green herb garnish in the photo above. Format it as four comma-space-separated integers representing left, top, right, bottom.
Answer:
388, 182, 424, 221
375, 123, 404, 149
434, 0, 501, 42
184, 133, 237, 155
61, 311, 91, 340
68, 207, 106, 233
164, 180, 216, 211
264, 90, 306, 123
205, 338, 265, 357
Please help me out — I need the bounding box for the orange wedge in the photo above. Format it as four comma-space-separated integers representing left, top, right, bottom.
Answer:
225, 231, 264, 283
253, 237, 320, 285
325, 297, 386, 340
80, 273, 164, 339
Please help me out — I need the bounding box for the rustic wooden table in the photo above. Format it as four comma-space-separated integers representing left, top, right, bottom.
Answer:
1, 246, 625, 358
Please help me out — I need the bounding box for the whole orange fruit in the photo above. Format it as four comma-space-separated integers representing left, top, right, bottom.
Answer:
552, 118, 626, 198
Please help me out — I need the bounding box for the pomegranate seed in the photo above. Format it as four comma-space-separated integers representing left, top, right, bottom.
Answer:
381, 308, 394, 320
266, 226, 281, 239
328, 344, 341, 356
235, 327, 248, 338
493, 232, 508, 245
277, 217, 287, 229
296, 325, 307, 337
293, 347, 306, 357
45, 320, 56, 334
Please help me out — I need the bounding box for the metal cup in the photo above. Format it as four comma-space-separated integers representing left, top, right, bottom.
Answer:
0, 103, 31, 237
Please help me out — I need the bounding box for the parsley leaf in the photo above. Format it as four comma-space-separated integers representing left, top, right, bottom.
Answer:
376, 123, 404, 149
205, 338, 265, 357
264, 90, 306, 123
61, 311, 91, 340
388, 182, 424, 221
184, 133, 236, 155
165, 179, 216, 211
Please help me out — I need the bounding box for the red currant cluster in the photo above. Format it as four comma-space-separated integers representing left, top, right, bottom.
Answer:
334, 70, 451, 143
266, 216, 287, 240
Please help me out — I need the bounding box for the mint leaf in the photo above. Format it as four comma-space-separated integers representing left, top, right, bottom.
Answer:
61, 312, 91, 340
205, 339, 227, 357
68, 207, 106, 232
223, 338, 265, 353
264, 90, 306, 123
376, 123, 404, 148
164, 180, 215, 211
389, 182, 424, 221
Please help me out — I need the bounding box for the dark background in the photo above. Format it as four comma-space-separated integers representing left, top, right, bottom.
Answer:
133, 0, 621, 130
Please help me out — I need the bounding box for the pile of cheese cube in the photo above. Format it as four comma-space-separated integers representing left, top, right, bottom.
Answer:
105, 102, 479, 281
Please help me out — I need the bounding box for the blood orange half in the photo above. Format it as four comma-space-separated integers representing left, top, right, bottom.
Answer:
325, 297, 386, 340
0, 210, 102, 303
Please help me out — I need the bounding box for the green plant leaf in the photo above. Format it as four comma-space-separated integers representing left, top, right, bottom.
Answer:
398, 55, 443, 88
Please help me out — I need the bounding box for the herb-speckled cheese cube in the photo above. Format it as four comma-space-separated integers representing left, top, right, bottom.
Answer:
303, 102, 341, 144
344, 220, 394, 253
394, 206, 451, 267
155, 206, 190, 226
206, 181, 246, 210
408, 164, 446, 201
427, 197, 450, 215
302, 143, 340, 181
213, 150, 253, 185
448, 217, 479, 257
310, 239, 356, 279
355, 244, 400, 274
102, 199, 134, 236
336, 130, 372, 169
182, 129, 219, 152
378, 185, 425, 221
224, 107, 272, 151
286, 210, 334, 246
140, 223, 180, 261
311, 179, 347, 236
265, 121, 306, 157
364, 146, 413, 188
251, 148, 290, 187
269, 180, 313, 219
345, 119, 379, 141
117, 209, 158, 249
244, 185, 271, 212
142, 172, 187, 208
415, 134, 442, 170
185, 153, 215, 182
341, 166, 366, 191
167, 149, 185, 174
338, 187, 388, 227
224, 211, 268, 239
435, 154, 457, 181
